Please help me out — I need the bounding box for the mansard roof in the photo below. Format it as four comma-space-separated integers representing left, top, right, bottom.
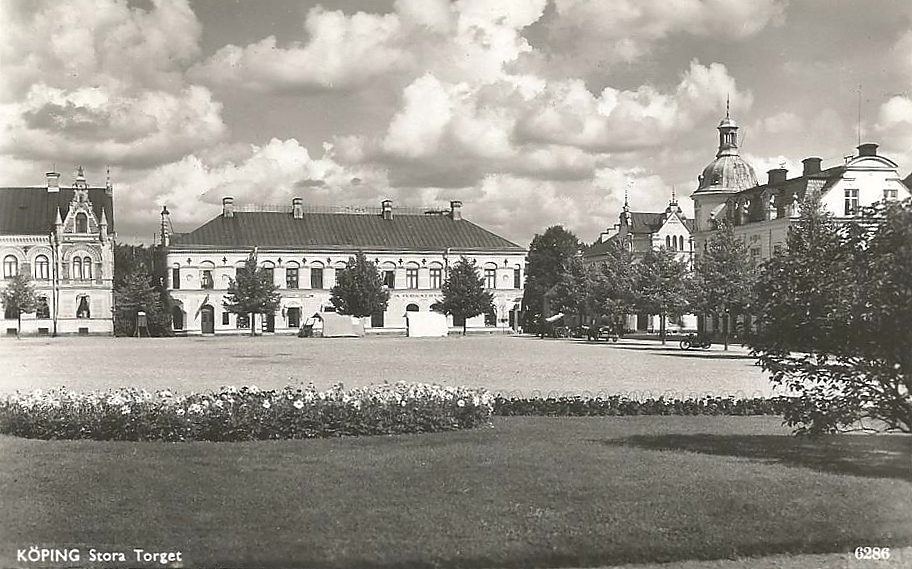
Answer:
0, 187, 114, 236
170, 211, 524, 252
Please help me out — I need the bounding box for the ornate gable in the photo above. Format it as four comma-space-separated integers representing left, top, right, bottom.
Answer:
62, 189, 100, 235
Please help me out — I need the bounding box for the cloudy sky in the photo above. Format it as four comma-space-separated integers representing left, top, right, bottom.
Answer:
3, 0, 912, 246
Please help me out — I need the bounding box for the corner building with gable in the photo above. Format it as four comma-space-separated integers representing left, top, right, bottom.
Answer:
162, 197, 526, 335
0, 168, 115, 336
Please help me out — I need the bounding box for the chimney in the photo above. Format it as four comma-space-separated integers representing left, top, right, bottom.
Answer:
381, 199, 393, 220
105, 166, 113, 197
223, 196, 234, 218
857, 142, 878, 157
292, 197, 303, 219
46, 171, 60, 193
450, 200, 463, 221
802, 157, 822, 176
767, 168, 787, 184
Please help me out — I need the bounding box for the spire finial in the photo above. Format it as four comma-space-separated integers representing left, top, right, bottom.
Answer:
726, 94, 730, 119
671, 185, 676, 204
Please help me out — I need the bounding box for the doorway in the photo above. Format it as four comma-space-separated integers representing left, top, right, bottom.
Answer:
200, 305, 214, 334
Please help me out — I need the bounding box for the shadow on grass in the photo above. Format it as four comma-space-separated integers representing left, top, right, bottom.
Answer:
606, 433, 912, 482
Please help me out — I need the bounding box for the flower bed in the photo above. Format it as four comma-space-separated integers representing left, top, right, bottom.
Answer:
0, 383, 494, 442
493, 395, 790, 417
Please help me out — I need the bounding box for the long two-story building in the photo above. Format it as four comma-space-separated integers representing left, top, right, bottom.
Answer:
162, 197, 526, 335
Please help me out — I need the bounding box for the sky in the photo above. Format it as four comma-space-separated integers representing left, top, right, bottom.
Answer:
3, 0, 912, 247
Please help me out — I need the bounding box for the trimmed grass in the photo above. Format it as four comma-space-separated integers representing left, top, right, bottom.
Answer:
1, 416, 910, 568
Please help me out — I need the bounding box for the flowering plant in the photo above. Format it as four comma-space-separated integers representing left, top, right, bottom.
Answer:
0, 383, 494, 442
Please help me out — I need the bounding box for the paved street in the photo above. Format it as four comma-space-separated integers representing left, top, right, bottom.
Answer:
0, 335, 774, 398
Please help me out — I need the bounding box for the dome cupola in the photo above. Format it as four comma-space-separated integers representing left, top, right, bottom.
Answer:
694, 98, 758, 194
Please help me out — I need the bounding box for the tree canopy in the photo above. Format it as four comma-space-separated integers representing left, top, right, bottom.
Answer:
1, 273, 37, 337
330, 252, 390, 318
522, 226, 582, 333
114, 266, 173, 337
436, 256, 494, 335
633, 246, 690, 344
749, 194, 912, 434
689, 222, 754, 349
222, 250, 281, 336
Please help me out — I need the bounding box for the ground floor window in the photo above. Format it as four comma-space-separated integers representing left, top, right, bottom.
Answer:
453, 314, 465, 328
484, 309, 496, 327
222, 311, 230, 325
172, 306, 184, 330
36, 297, 50, 319
287, 307, 301, 328
371, 311, 384, 328
76, 296, 90, 319
405, 303, 419, 312
237, 314, 250, 329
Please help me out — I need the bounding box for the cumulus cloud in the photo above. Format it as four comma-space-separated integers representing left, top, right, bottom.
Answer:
0, 0, 224, 169
539, 0, 786, 73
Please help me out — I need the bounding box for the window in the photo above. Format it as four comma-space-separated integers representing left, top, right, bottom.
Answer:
34, 255, 49, 280
406, 268, 418, 289
383, 270, 395, 289
666, 235, 671, 248
36, 297, 50, 319
3, 255, 17, 278
287, 308, 301, 329
750, 247, 761, 262
172, 267, 181, 290
844, 189, 859, 216
72, 257, 82, 280
201, 269, 214, 289
82, 256, 92, 280
76, 296, 90, 319
262, 267, 274, 286
773, 244, 783, 256
405, 303, 419, 312
884, 188, 899, 201
236, 314, 249, 329
5, 305, 17, 319
371, 311, 384, 328
513, 268, 521, 289
222, 311, 230, 325
484, 309, 496, 327
311, 267, 324, 289
286, 268, 299, 289
75, 213, 88, 233
430, 267, 442, 289
484, 268, 496, 289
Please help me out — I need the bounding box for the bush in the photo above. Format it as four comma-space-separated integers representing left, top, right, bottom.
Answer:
493, 395, 791, 417
0, 383, 494, 442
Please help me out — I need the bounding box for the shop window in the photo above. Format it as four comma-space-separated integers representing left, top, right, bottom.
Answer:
76, 296, 90, 319
237, 314, 250, 329
36, 297, 50, 319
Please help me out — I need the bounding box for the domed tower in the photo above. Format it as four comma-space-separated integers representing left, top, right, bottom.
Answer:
691, 100, 758, 234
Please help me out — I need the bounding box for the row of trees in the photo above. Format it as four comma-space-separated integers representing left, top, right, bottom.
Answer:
521, 195, 911, 434
521, 224, 750, 346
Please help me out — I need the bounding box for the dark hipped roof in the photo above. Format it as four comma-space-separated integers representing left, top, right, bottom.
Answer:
171, 211, 524, 251
0, 187, 114, 235
583, 211, 694, 259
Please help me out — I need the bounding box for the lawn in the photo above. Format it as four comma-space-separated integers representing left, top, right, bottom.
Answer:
0, 335, 773, 399
1, 416, 909, 568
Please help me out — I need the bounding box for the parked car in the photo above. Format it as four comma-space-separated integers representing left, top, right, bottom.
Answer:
584, 324, 619, 342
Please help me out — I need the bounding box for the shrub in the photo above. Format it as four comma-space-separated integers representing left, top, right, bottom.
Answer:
0, 383, 494, 442
493, 395, 791, 417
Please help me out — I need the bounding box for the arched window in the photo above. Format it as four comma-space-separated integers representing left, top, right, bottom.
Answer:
666, 236, 671, 248
3, 255, 17, 278
82, 256, 92, 280
75, 213, 88, 233
405, 303, 419, 312
76, 296, 90, 319
34, 255, 49, 279
72, 257, 82, 280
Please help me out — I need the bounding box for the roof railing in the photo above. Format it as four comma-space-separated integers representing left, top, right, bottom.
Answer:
232, 204, 446, 216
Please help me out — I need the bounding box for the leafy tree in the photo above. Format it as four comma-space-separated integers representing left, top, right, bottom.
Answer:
634, 246, 690, 344
690, 222, 754, 349
223, 250, 281, 336
589, 238, 636, 335
114, 243, 155, 289
522, 226, 582, 335
749, 194, 912, 434
330, 251, 390, 318
547, 255, 596, 319
1, 273, 37, 338
436, 256, 494, 336
114, 266, 173, 337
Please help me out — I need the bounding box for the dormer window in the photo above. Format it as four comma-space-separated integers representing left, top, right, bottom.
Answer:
76, 213, 88, 233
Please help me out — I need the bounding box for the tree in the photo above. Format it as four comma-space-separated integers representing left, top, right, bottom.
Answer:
634, 246, 690, 344
522, 226, 582, 335
436, 256, 494, 335
1, 273, 38, 338
749, 194, 912, 434
223, 250, 281, 336
690, 222, 754, 349
330, 251, 390, 318
547, 255, 596, 319
113, 266, 173, 337
589, 238, 636, 335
